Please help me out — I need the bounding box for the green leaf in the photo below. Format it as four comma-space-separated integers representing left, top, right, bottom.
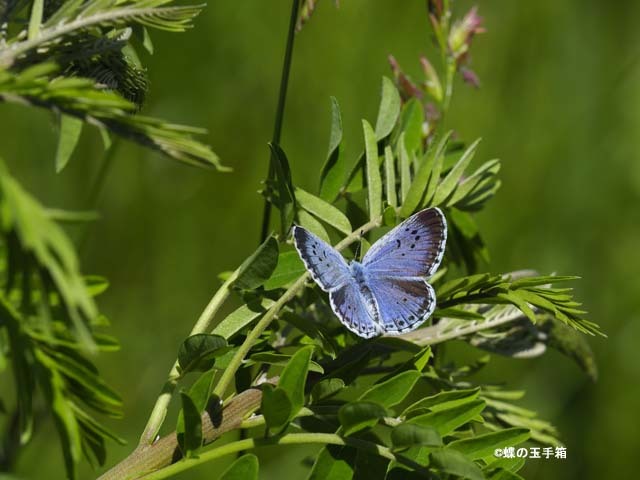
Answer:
28, 0, 44, 39
384, 145, 397, 208
308, 445, 355, 480
188, 369, 217, 411
448, 428, 530, 460
400, 132, 451, 217
391, 423, 442, 450
447, 159, 500, 207
268, 143, 296, 236
247, 352, 324, 374
407, 400, 486, 436
398, 133, 412, 202
296, 187, 352, 235
359, 370, 421, 408
278, 346, 313, 415
261, 385, 292, 436
177, 334, 228, 374
298, 209, 331, 243
177, 391, 202, 456
338, 401, 387, 436
398, 98, 424, 153
263, 250, 305, 290
431, 139, 481, 207
375, 77, 401, 140
234, 235, 279, 290
363, 120, 382, 220
219, 453, 259, 480
430, 449, 484, 480
404, 388, 480, 416
212, 298, 275, 340
320, 97, 345, 201
55, 114, 83, 173
310, 378, 345, 404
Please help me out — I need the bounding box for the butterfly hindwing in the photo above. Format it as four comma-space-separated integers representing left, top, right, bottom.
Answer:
362, 208, 447, 278
329, 281, 380, 339
292, 226, 350, 292
367, 276, 436, 334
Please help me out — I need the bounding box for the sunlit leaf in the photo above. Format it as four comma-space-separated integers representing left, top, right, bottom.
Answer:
319, 96, 345, 201
177, 334, 228, 374
55, 114, 83, 173
363, 120, 382, 220
219, 453, 259, 480
375, 77, 401, 140
234, 236, 279, 290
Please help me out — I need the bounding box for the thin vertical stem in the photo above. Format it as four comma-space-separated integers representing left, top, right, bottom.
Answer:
260, 0, 300, 242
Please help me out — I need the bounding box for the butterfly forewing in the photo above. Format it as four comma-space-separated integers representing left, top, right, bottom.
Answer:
362, 208, 447, 278
292, 226, 350, 292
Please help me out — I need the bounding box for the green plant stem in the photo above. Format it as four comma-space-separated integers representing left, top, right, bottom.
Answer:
138, 268, 240, 445
260, 0, 300, 242
214, 216, 382, 398
138, 432, 417, 480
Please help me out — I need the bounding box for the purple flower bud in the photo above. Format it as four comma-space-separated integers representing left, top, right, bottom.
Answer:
460, 67, 480, 88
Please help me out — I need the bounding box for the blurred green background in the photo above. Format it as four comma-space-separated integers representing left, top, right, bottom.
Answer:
1, 0, 639, 478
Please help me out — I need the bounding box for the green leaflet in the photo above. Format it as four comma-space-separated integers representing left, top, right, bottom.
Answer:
338, 401, 388, 436
390, 423, 442, 450
310, 378, 345, 404
212, 298, 275, 340
407, 400, 486, 436
28, 0, 44, 39
403, 388, 480, 416
319, 96, 346, 201
308, 445, 356, 480
268, 143, 296, 236
177, 334, 228, 374
431, 138, 481, 207
261, 385, 292, 436
384, 145, 397, 208
400, 131, 451, 217
234, 235, 279, 290
296, 187, 352, 235
263, 250, 305, 290
278, 346, 314, 415
397, 98, 424, 153
430, 449, 484, 480
375, 76, 401, 140
358, 370, 421, 408
55, 114, 83, 173
177, 392, 202, 457
447, 428, 530, 460
398, 133, 412, 202
219, 454, 259, 480
297, 209, 331, 243
363, 120, 382, 220
177, 370, 216, 457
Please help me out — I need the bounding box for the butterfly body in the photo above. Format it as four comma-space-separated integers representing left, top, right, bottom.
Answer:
293, 208, 447, 338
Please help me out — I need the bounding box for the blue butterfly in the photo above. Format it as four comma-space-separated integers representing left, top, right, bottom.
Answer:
293, 207, 447, 338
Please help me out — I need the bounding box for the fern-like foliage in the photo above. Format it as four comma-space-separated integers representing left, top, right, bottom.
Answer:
0, 160, 123, 478
0, 0, 225, 171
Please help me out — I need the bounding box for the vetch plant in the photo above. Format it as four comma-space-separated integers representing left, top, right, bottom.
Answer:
0, 1, 603, 479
